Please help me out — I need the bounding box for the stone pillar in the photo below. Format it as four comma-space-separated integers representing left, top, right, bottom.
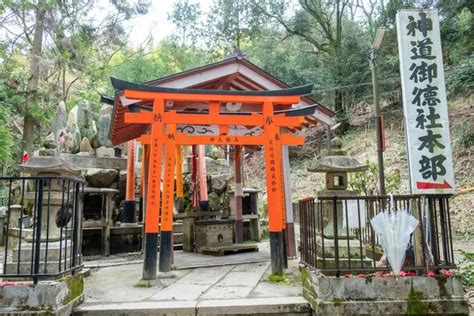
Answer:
282, 145, 297, 257
233, 145, 244, 244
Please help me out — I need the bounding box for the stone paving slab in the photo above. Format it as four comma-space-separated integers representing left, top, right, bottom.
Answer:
174, 242, 270, 269
83, 263, 189, 303
74, 300, 196, 316
201, 285, 254, 299
231, 261, 269, 273
174, 265, 234, 285
196, 296, 311, 315
75, 297, 311, 316
150, 283, 211, 301
215, 269, 265, 287
198, 262, 269, 300
83, 242, 271, 270
250, 281, 302, 298
78, 242, 307, 315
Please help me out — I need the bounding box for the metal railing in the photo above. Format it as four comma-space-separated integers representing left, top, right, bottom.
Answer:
298, 195, 455, 276
0, 176, 84, 283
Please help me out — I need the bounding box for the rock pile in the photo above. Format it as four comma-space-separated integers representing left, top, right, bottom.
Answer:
46, 101, 117, 157
39, 100, 125, 191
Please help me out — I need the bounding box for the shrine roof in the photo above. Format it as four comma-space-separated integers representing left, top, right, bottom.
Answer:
107, 55, 335, 145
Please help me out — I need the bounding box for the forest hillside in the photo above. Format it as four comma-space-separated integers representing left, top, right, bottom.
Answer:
243, 93, 473, 241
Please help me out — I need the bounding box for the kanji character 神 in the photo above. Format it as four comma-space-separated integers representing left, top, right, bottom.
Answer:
406, 12, 433, 37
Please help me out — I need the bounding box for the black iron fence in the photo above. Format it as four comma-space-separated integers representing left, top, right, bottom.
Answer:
298, 195, 455, 276
0, 176, 84, 283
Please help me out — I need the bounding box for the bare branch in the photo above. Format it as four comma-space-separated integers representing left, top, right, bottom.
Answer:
64, 77, 80, 100
251, 0, 330, 53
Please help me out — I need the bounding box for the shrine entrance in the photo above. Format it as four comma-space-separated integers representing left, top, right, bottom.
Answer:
110, 77, 317, 279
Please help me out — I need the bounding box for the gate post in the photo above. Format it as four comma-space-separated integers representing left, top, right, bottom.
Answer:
159, 124, 176, 275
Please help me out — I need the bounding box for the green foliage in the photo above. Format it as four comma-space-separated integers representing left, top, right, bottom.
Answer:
201, 0, 267, 55
441, 6, 473, 64
168, 0, 202, 45
107, 39, 212, 91
0, 0, 471, 169
446, 57, 474, 98
0, 0, 152, 156
456, 250, 474, 287
407, 286, 429, 315
268, 273, 294, 285
349, 160, 401, 195
454, 121, 474, 149
0, 108, 13, 166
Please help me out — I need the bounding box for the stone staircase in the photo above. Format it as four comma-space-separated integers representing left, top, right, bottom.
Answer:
73, 297, 311, 315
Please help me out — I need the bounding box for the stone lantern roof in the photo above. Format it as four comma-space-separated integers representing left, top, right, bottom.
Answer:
16, 156, 81, 177
307, 137, 368, 173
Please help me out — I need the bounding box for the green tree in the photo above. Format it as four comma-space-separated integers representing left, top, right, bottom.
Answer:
168, 0, 202, 46
1, 0, 151, 156
255, 0, 363, 116
204, 0, 265, 56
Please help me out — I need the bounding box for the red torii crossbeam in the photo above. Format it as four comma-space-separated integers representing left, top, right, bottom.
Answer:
113, 78, 314, 278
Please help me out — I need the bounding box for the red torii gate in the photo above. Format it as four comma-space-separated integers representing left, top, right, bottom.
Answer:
112, 77, 315, 278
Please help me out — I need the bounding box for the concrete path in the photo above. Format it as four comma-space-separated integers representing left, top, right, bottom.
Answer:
75, 245, 309, 315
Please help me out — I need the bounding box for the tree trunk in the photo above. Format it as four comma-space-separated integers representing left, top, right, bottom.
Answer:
334, 0, 344, 114
22, 0, 46, 156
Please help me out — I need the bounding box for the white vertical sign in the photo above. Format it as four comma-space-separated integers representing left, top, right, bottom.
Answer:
396, 9, 455, 194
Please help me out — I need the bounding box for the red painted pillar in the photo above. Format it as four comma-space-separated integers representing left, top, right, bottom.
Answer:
123, 140, 136, 224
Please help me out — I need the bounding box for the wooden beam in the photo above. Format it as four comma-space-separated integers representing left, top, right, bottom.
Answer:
135, 133, 304, 146
123, 90, 301, 104
125, 111, 304, 128
233, 77, 261, 91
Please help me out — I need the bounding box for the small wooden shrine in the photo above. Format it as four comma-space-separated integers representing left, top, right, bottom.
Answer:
105, 54, 335, 278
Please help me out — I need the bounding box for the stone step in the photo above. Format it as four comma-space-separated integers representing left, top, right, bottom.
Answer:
4, 256, 78, 275
12, 240, 72, 262
73, 296, 311, 315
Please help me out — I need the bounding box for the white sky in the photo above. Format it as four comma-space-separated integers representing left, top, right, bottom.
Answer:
125, 0, 213, 47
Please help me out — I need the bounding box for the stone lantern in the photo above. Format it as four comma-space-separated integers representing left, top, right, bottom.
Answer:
307, 137, 372, 270
6, 156, 82, 274
308, 137, 368, 238
17, 156, 82, 241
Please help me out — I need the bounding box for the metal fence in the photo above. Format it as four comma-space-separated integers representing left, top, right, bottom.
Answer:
298, 195, 455, 276
0, 176, 84, 283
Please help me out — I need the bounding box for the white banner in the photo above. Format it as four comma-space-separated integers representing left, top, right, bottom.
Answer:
396, 9, 455, 194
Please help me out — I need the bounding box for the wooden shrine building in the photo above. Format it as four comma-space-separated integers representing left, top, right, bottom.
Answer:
105, 54, 335, 278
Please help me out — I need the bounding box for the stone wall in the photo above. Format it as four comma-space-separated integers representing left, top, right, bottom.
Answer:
300, 265, 469, 315
0, 272, 84, 315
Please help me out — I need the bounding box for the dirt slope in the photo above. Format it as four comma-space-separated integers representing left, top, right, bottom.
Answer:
243, 95, 473, 240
